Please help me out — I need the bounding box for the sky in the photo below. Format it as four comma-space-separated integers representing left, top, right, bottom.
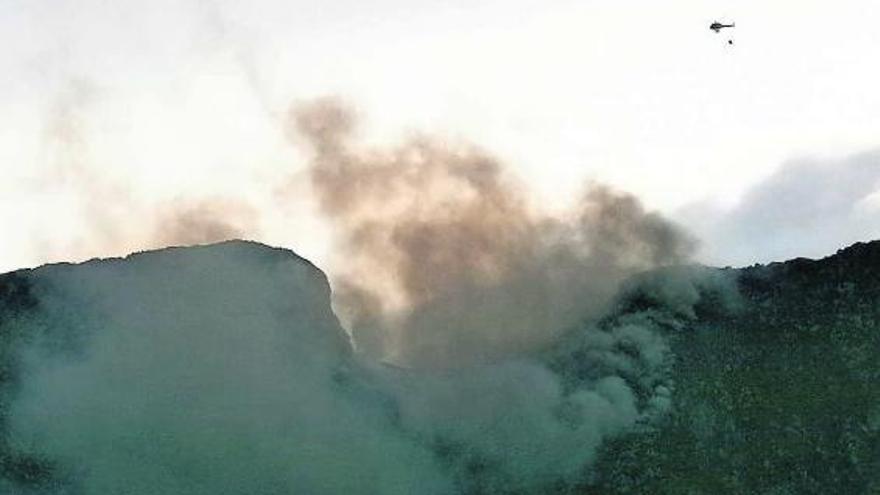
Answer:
1, 0, 879, 273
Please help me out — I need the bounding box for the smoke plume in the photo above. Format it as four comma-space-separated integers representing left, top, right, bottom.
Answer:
291, 98, 695, 367
25, 81, 262, 264
3, 96, 718, 495
2, 242, 728, 495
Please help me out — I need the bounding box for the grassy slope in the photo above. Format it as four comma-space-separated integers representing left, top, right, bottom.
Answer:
588, 241, 880, 494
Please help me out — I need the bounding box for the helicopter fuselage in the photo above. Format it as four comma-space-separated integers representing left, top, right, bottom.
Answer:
710, 23, 735, 32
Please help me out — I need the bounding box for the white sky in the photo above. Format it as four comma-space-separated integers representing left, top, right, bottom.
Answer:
2, 0, 879, 272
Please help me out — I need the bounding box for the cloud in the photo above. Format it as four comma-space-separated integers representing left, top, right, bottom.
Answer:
679, 150, 880, 265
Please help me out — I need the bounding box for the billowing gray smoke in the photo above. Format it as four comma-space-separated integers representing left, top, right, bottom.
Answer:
2, 242, 725, 495
292, 98, 695, 368
2, 100, 719, 494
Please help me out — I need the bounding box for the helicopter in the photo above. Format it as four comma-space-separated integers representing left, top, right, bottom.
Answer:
710, 21, 735, 33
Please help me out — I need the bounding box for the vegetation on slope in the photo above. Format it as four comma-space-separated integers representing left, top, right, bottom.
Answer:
589, 241, 880, 494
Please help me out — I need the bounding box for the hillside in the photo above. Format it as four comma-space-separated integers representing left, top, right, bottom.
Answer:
591, 241, 880, 494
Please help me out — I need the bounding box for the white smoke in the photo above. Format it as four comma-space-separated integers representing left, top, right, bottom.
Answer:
5, 243, 452, 495
0, 241, 731, 494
